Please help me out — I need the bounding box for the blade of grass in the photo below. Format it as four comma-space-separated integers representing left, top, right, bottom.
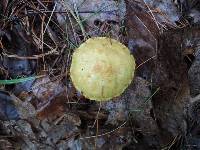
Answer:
129, 87, 160, 113
144, 87, 160, 104
74, 3, 87, 40
61, 1, 88, 40
0, 75, 44, 85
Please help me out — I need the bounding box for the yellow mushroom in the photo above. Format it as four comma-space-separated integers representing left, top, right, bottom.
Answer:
70, 37, 135, 101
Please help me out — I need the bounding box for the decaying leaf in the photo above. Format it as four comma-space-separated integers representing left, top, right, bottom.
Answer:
55, 0, 126, 37
32, 76, 65, 111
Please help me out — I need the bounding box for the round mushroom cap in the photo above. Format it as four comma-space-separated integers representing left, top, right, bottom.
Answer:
70, 37, 135, 101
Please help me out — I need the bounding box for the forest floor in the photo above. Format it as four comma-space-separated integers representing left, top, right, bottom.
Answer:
0, 0, 200, 149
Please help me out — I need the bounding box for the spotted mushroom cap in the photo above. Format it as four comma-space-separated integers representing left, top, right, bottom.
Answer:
70, 37, 135, 101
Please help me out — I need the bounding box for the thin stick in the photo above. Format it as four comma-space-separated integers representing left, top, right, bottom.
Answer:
135, 15, 157, 42
43, 3, 57, 34
41, 15, 45, 70
136, 55, 156, 69
92, 102, 102, 128
143, 0, 161, 32
80, 121, 127, 139
95, 118, 99, 150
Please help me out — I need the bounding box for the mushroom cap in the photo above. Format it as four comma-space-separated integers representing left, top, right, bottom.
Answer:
70, 37, 135, 101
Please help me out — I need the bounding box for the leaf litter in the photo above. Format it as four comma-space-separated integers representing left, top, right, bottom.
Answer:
0, 0, 200, 149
